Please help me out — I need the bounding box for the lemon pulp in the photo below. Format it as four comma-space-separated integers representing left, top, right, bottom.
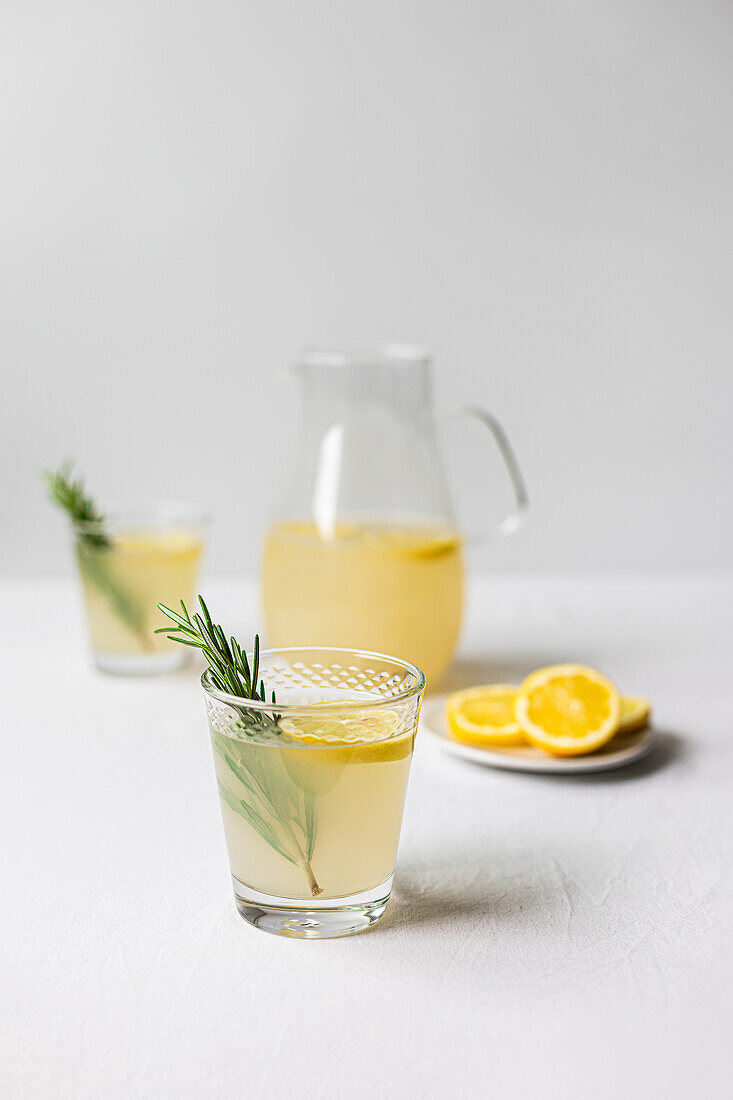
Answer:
515, 664, 621, 756
446, 685, 524, 746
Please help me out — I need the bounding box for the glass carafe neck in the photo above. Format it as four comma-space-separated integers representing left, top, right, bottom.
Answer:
296, 346, 435, 418
276, 346, 455, 533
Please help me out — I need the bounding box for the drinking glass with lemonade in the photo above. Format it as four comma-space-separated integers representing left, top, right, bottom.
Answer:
262, 346, 528, 686
74, 503, 207, 673
44, 467, 207, 674
157, 600, 425, 938
203, 645, 425, 938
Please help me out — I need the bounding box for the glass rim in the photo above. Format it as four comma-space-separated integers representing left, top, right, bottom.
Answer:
297, 344, 433, 370
71, 499, 210, 535
201, 645, 427, 716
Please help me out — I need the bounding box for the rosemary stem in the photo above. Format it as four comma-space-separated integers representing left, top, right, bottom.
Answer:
275, 812, 322, 896
304, 862, 323, 897
157, 597, 322, 896
136, 626, 155, 652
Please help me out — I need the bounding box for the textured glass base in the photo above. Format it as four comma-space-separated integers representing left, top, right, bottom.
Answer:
232, 874, 394, 939
94, 648, 190, 676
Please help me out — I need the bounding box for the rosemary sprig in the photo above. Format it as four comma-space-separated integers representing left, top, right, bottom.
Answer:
43, 462, 110, 549
157, 597, 322, 897
156, 596, 278, 717
43, 463, 151, 650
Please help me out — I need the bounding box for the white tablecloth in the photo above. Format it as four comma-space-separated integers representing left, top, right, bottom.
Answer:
2, 576, 730, 1098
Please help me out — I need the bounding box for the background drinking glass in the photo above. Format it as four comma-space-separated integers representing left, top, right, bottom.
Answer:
203, 646, 425, 939
72, 502, 208, 674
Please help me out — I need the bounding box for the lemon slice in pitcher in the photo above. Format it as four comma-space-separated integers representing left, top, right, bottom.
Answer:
514, 664, 621, 756
364, 527, 460, 559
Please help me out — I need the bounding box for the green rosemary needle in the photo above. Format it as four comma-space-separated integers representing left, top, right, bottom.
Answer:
43, 462, 111, 549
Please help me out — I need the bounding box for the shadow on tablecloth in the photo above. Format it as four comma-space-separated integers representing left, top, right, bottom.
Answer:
428, 730, 685, 786
385, 870, 523, 933
544, 729, 685, 783
382, 735, 686, 935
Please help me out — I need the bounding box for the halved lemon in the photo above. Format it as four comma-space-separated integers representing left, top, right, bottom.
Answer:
618, 695, 651, 734
446, 685, 524, 747
514, 664, 621, 756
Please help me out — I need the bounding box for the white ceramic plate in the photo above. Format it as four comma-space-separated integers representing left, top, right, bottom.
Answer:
420, 698, 655, 774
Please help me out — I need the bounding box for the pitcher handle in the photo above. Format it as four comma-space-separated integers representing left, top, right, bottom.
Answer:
438, 405, 529, 540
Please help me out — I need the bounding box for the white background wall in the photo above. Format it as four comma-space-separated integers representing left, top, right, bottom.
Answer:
2, 0, 731, 576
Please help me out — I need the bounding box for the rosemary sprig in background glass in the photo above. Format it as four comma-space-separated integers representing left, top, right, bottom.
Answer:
43, 463, 151, 649
157, 598, 322, 896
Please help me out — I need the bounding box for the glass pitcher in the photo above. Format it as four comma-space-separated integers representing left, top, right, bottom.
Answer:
261, 346, 528, 686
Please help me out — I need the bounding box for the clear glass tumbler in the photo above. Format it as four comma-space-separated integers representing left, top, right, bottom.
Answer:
72, 501, 208, 674
203, 646, 426, 938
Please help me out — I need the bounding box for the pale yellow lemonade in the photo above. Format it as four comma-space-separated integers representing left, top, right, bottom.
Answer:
77, 531, 203, 655
209, 702, 416, 900
262, 521, 464, 685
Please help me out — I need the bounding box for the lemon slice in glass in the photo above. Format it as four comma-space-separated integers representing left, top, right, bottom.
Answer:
280, 710, 413, 764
